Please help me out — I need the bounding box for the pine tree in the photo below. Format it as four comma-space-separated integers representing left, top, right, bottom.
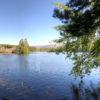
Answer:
53, 0, 100, 76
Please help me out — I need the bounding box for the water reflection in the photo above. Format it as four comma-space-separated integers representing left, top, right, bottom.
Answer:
61, 80, 100, 100
0, 53, 100, 100
60, 50, 100, 100
18, 55, 29, 71
64, 51, 100, 77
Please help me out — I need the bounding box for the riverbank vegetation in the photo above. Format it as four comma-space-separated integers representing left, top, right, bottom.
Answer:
16, 38, 29, 54
0, 44, 16, 54
0, 39, 62, 54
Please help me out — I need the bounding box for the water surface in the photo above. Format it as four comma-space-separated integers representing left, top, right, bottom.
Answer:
0, 52, 100, 100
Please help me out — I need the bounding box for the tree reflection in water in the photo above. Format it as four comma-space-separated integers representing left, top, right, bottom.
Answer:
59, 50, 100, 100
68, 52, 100, 77
61, 80, 100, 100
18, 55, 29, 71
60, 49, 100, 99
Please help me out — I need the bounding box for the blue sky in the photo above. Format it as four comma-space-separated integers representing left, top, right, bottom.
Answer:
0, 0, 66, 45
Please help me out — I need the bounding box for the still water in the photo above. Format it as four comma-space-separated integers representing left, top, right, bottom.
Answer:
0, 52, 100, 100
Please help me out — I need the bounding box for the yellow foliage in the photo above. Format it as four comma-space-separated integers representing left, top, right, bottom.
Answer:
54, 2, 71, 11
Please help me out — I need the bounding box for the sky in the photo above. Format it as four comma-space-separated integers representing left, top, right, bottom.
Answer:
0, 0, 66, 46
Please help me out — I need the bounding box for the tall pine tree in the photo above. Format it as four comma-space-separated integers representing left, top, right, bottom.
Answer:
53, 0, 100, 76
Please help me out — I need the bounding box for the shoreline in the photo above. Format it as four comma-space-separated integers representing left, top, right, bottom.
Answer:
0, 51, 55, 55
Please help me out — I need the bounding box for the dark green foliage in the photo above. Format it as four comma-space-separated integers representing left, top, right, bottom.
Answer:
53, 0, 100, 77
53, 0, 100, 37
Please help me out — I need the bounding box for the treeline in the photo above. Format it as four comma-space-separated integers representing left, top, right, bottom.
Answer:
0, 39, 62, 54
0, 44, 16, 48
30, 46, 63, 52
0, 44, 16, 53
30, 43, 64, 53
